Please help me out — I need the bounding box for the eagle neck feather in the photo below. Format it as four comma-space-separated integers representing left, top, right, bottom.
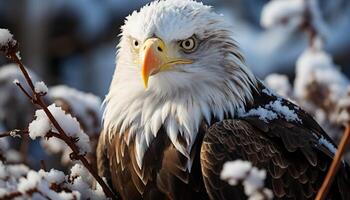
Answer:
103, 60, 256, 170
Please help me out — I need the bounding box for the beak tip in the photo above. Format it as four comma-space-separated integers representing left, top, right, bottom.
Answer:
143, 83, 148, 90
142, 77, 149, 90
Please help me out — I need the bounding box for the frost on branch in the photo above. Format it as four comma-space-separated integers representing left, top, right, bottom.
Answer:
0, 29, 14, 45
28, 109, 51, 139
49, 85, 102, 136
29, 104, 91, 155
221, 160, 273, 200
0, 28, 18, 55
34, 81, 48, 94
67, 164, 106, 200
40, 86, 102, 164
0, 29, 114, 199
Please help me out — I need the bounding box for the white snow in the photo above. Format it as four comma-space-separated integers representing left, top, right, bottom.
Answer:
39, 169, 66, 184
28, 104, 91, 155
268, 100, 301, 122
244, 107, 278, 123
48, 104, 91, 155
0, 160, 105, 199
318, 136, 337, 155
28, 109, 51, 139
248, 189, 274, 200
16, 169, 76, 200
243, 167, 266, 196
70, 164, 93, 184
243, 99, 301, 123
34, 81, 48, 94
49, 85, 102, 135
0, 28, 14, 46
221, 160, 252, 185
17, 170, 42, 193
16, 51, 21, 60
261, 88, 274, 97
67, 164, 106, 200
220, 160, 273, 200
12, 79, 19, 85
260, 0, 305, 28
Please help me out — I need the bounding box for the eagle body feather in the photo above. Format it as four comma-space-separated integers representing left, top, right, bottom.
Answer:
98, 82, 350, 200
97, 1, 350, 199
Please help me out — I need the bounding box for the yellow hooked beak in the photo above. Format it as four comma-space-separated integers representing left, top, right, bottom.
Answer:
141, 38, 192, 89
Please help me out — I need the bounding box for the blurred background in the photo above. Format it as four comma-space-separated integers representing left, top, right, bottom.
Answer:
0, 0, 350, 168
1, 0, 349, 98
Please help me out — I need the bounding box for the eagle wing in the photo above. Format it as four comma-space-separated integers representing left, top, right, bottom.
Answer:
200, 115, 350, 200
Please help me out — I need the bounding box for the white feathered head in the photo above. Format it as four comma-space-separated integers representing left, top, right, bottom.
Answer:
104, 0, 257, 165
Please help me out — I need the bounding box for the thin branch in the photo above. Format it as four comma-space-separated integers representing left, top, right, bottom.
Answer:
14, 81, 34, 103
9, 52, 35, 95
0, 129, 27, 138
1, 51, 116, 199
315, 124, 350, 200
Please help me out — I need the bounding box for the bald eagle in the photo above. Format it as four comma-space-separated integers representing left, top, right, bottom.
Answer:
97, 1, 350, 199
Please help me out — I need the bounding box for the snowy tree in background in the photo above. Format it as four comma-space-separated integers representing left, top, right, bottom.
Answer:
261, 0, 350, 161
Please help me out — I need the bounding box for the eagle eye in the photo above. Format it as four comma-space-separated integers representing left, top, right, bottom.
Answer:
179, 36, 197, 52
132, 39, 140, 49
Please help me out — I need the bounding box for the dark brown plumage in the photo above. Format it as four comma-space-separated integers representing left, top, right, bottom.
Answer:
97, 82, 350, 200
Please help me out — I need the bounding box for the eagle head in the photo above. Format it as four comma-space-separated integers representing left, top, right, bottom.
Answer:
114, 0, 256, 95
104, 0, 257, 165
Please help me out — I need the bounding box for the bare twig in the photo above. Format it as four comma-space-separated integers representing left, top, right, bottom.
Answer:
0, 41, 116, 199
316, 125, 350, 200
0, 129, 27, 138
14, 81, 34, 103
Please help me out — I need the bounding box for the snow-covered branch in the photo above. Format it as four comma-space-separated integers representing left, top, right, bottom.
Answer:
0, 161, 106, 199
0, 28, 116, 199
